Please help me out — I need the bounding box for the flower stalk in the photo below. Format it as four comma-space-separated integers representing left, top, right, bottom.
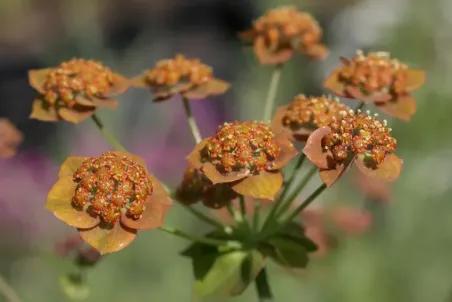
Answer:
157, 226, 239, 248
255, 267, 273, 302
0, 275, 22, 302
182, 97, 202, 144
263, 64, 283, 121
91, 114, 127, 152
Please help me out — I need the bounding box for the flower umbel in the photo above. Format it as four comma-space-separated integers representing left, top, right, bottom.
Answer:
0, 118, 23, 159
46, 151, 173, 254
176, 167, 238, 209
239, 6, 328, 65
323, 50, 425, 121
131, 54, 230, 101
272, 95, 350, 142
28, 58, 129, 124
303, 110, 402, 187
187, 121, 297, 200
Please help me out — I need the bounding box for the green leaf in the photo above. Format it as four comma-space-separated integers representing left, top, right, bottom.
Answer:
181, 241, 265, 299
194, 249, 265, 298
263, 222, 318, 268
278, 222, 318, 252
59, 273, 90, 301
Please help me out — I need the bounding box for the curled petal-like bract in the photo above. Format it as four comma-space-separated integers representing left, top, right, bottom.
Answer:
202, 162, 250, 185
78, 223, 137, 255
355, 154, 402, 183
186, 140, 208, 169
121, 176, 173, 229
46, 176, 100, 228
58, 156, 87, 178
29, 99, 59, 122
231, 170, 283, 200
254, 36, 294, 65
183, 79, 230, 100
319, 160, 353, 188
376, 95, 416, 122
405, 69, 426, 91
302, 44, 328, 60
267, 136, 297, 170
302, 126, 332, 170
58, 107, 96, 124
28, 68, 51, 93
322, 69, 345, 97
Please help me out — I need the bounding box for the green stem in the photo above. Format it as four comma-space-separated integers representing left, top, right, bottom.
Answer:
262, 154, 306, 231
91, 114, 127, 152
275, 164, 317, 218
239, 195, 252, 231
278, 183, 327, 231
263, 64, 283, 121
227, 202, 241, 223
158, 226, 240, 248
253, 200, 262, 232
182, 97, 202, 144
0, 275, 22, 302
180, 204, 225, 230
255, 267, 273, 302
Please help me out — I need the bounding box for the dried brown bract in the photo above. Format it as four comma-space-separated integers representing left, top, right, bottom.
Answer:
324, 50, 426, 121
131, 54, 230, 102
28, 59, 129, 124
238, 6, 328, 65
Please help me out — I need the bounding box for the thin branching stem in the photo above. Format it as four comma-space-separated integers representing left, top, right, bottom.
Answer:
262, 154, 306, 231
275, 164, 317, 218
263, 64, 283, 122
255, 267, 273, 302
278, 183, 327, 230
158, 226, 240, 248
182, 97, 202, 144
0, 275, 22, 302
91, 114, 127, 152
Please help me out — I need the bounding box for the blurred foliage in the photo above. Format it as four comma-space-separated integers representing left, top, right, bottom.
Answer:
0, 0, 450, 301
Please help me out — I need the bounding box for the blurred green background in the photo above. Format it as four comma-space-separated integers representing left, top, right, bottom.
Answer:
0, 0, 448, 301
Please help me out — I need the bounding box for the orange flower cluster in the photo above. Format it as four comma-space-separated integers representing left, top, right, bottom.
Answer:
46, 151, 173, 254
187, 121, 297, 200
303, 110, 402, 187
176, 167, 238, 209
272, 95, 350, 142
0, 118, 23, 159
132, 54, 230, 101
28, 58, 129, 123
323, 110, 396, 165
72, 152, 153, 223
324, 50, 425, 121
201, 121, 280, 173
239, 6, 328, 65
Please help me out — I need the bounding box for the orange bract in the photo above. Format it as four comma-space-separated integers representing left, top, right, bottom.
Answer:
303, 110, 402, 187
238, 6, 328, 65
0, 118, 23, 159
187, 121, 297, 200
175, 167, 238, 209
323, 50, 425, 121
131, 54, 230, 102
28, 58, 129, 124
46, 151, 173, 254
272, 95, 350, 142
